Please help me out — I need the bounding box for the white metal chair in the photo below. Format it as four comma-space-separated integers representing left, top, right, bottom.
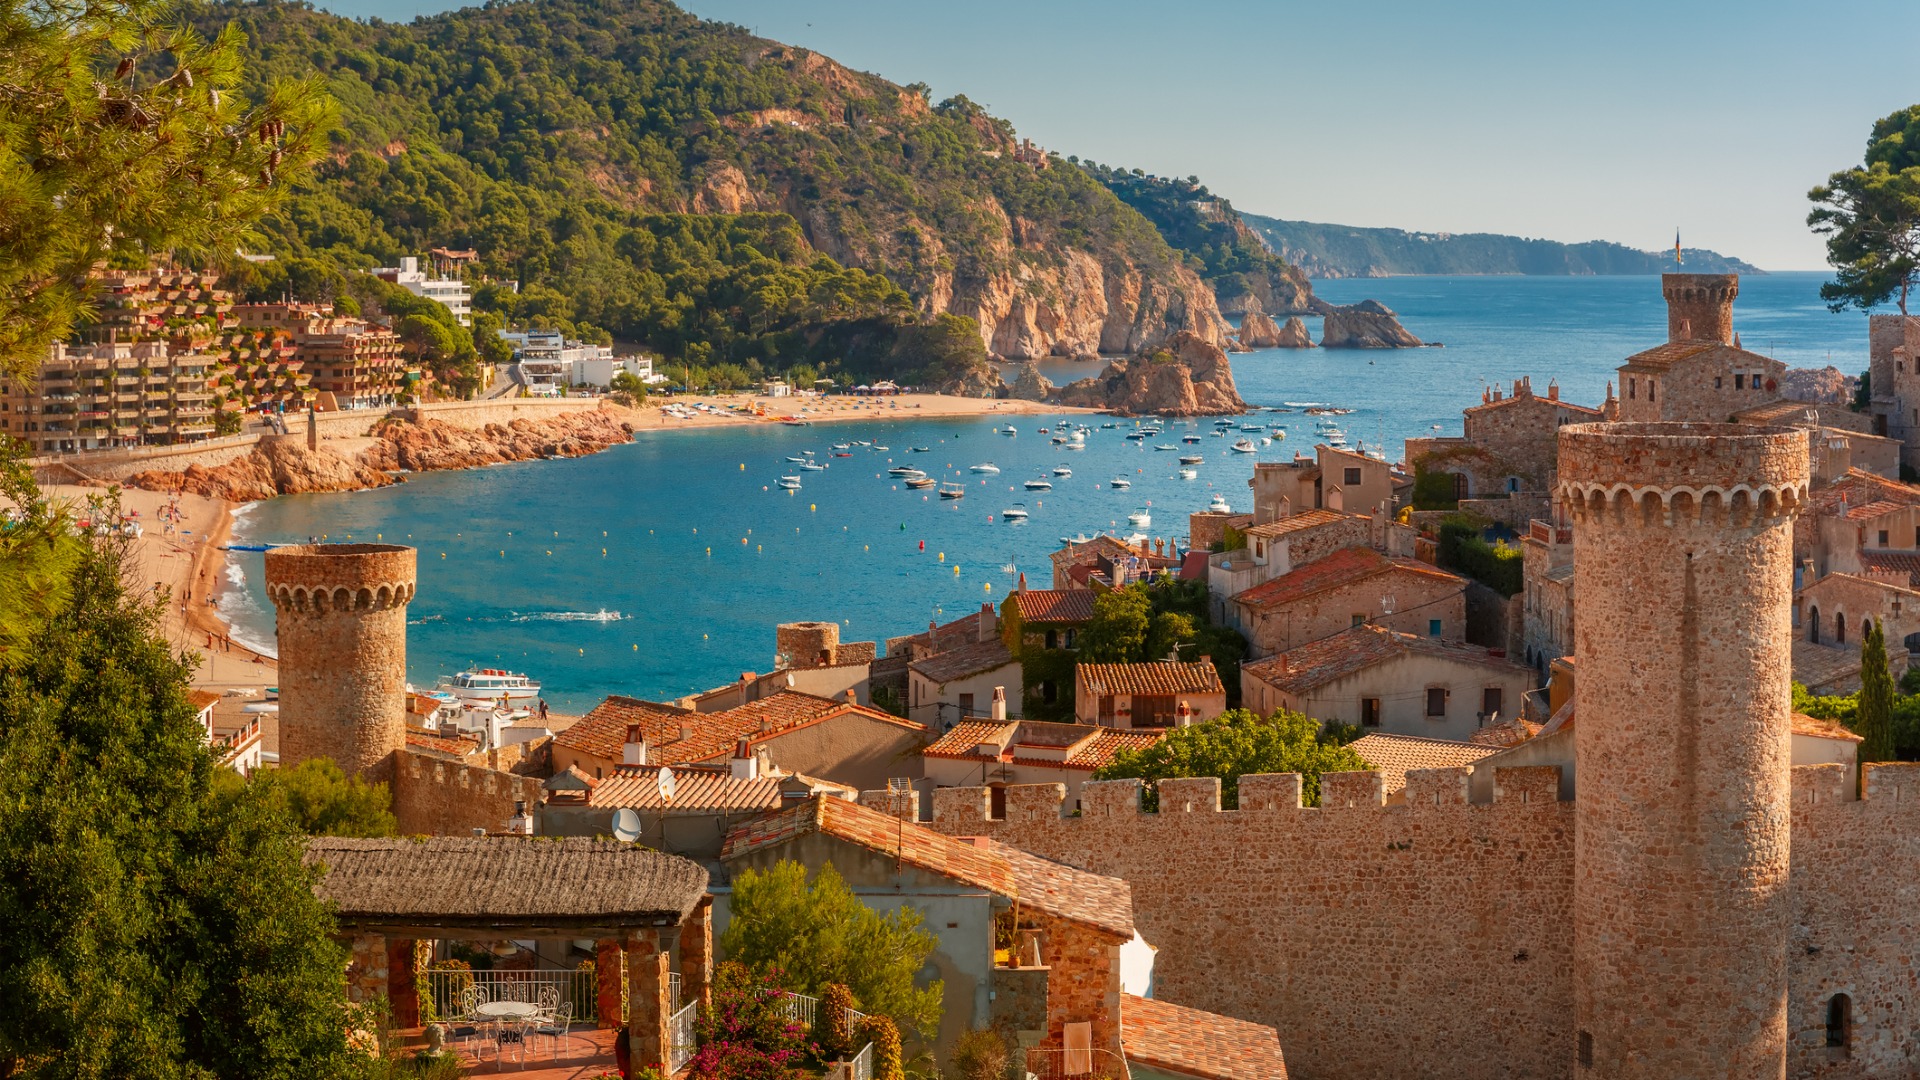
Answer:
535, 1001, 576, 1061
447, 985, 491, 1060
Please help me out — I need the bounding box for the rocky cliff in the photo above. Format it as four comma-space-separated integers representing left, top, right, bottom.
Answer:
1008, 363, 1055, 402
1780, 366, 1859, 406
1320, 300, 1424, 348
1055, 332, 1246, 416
126, 408, 634, 501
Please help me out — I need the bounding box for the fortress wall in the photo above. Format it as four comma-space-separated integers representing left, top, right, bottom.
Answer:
1787, 761, 1920, 1079
930, 770, 1576, 1080
391, 748, 544, 836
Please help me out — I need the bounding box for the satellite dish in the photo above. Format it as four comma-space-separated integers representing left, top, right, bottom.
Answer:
611, 807, 642, 843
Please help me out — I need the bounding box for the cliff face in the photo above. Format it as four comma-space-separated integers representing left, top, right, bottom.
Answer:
126, 438, 397, 502
1055, 331, 1247, 416
1780, 366, 1858, 406
1321, 300, 1424, 348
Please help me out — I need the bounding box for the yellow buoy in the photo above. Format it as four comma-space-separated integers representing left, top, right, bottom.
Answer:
546, 550, 552, 556
500, 551, 505, 557
953, 565, 960, 575
740, 463, 745, 470
703, 633, 709, 640
706, 547, 712, 555
440, 553, 446, 559
633, 644, 639, 650
578, 647, 584, 655
377, 533, 381, 540
602, 548, 607, 556
985, 582, 992, 592
938, 552, 946, 562
810, 504, 816, 512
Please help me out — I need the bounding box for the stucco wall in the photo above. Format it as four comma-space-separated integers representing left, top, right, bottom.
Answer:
751, 713, 927, 792
1238, 573, 1465, 658
908, 663, 1022, 729
1249, 650, 1535, 740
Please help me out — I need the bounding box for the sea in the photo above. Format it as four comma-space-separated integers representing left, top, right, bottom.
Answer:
220, 272, 1874, 710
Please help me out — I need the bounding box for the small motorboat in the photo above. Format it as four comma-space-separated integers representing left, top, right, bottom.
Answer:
1213, 418, 1237, 428
1059, 533, 1095, 545
1182, 435, 1202, 444
1025, 477, 1053, 491
970, 463, 1001, 475
1003, 503, 1030, 520
1100, 422, 1117, 429
785, 455, 810, 463
905, 476, 936, 489
1260, 437, 1273, 447
1178, 467, 1198, 480
871, 444, 889, 451
1128, 508, 1152, 528
939, 482, 967, 500
1231, 438, 1258, 454
887, 465, 919, 477
1052, 466, 1073, 477
999, 426, 1018, 436
801, 461, 828, 471
1210, 430, 1225, 438
1069, 429, 1087, 443
833, 452, 853, 457
1126, 431, 1147, 441
832, 443, 851, 450
1179, 454, 1204, 465
1209, 493, 1231, 513
1051, 435, 1069, 445
1110, 476, 1132, 489
910, 446, 931, 453
1154, 444, 1177, 451
778, 476, 803, 490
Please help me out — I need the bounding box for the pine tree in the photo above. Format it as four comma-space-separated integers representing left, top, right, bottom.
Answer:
1857, 621, 1897, 765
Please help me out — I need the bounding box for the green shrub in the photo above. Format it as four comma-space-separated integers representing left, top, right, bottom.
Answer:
1436, 514, 1523, 596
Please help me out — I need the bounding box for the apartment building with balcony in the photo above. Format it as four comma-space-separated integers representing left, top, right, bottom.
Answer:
373, 256, 472, 326
0, 341, 217, 452
296, 319, 407, 409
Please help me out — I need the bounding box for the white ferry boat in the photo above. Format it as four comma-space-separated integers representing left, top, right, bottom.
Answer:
1209, 493, 1231, 513
437, 668, 541, 706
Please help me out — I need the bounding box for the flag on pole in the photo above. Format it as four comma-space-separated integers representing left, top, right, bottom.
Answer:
1675, 229, 1683, 266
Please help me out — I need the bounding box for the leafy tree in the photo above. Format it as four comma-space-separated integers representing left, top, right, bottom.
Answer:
0, 0, 332, 375
1809, 105, 1920, 314
0, 509, 359, 1078
398, 313, 456, 366
0, 442, 86, 660
1077, 587, 1152, 662
721, 861, 943, 1043
1093, 708, 1368, 809
1146, 610, 1197, 663
213, 757, 397, 837
1858, 621, 1897, 764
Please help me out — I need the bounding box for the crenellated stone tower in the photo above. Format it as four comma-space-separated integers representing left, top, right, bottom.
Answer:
1662, 272, 1738, 344
1559, 422, 1808, 1078
265, 543, 417, 778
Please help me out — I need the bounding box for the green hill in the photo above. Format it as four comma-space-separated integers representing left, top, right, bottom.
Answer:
1242, 215, 1760, 279
191, 0, 1229, 383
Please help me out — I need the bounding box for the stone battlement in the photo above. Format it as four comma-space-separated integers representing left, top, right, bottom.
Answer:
265, 543, 417, 603
1662, 272, 1738, 344
1558, 422, 1808, 529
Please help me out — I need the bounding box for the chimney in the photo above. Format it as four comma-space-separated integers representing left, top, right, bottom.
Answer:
622, 724, 647, 766
978, 602, 996, 642
1176, 700, 1192, 727
844, 689, 858, 704
1547, 380, 1559, 401
730, 738, 758, 780
991, 686, 1008, 721
1017, 571, 1027, 591
1662, 273, 1738, 344
679, 724, 694, 743
507, 800, 532, 835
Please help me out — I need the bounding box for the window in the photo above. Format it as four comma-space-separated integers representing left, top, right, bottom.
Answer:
1041, 679, 1057, 704
1810, 606, 1821, 644
1064, 629, 1077, 649
989, 784, 1007, 820
958, 692, 974, 716
1507, 476, 1521, 493
1352, 613, 1367, 627
1826, 994, 1851, 1056
1344, 467, 1362, 485
1578, 1031, 1593, 1068
1482, 687, 1503, 719
1735, 373, 1745, 390
1361, 698, 1381, 727
1429, 618, 1443, 637
1879, 530, 1890, 548
1628, 378, 1636, 399
1714, 376, 1723, 389
1426, 688, 1448, 717
1452, 473, 1469, 500
1838, 613, 1848, 645
1647, 380, 1655, 402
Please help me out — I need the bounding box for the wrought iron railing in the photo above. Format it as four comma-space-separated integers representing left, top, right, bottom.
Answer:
1023, 1047, 1131, 1080
420, 967, 596, 1025
848, 1041, 873, 1080
778, 991, 817, 1030
667, 999, 698, 1073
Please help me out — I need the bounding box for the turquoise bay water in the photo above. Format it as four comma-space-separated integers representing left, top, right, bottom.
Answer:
223, 272, 1871, 710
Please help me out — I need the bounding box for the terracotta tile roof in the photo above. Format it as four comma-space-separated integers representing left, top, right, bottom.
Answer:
885, 608, 993, 657
562, 691, 923, 767
909, 636, 1016, 684
1233, 547, 1463, 613
1025, 729, 1162, 771
1861, 551, 1920, 586
556, 696, 694, 761
1808, 470, 1920, 520
1846, 499, 1906, 521
923, 721, 1162, 771
1241, 625, 1525, 696
405, 730, 481, 758
1792, 711, 1864, 743
1243, 508, 1353, 541
1792, 639, 1861, 691
1011, 589, 1098, 624
1121, 993, 1287, 1080
1076, 660, 1224, 698
996, 844, 1133, 938
589, 764, 786, 811
721, 796, 1135, 935
1619, 340, 1778, 372
923, 720, 1021, 760
1049, 534, 1138, 566
1350, 732, 1500, 795
1465, 393, 1602, 417
1469, 715, 1543, 748
187, 689, 223, 712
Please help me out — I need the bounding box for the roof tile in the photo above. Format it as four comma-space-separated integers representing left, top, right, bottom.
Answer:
1233, 547, 1463, 613
560, 690, 924, 767
1350, 732, 1500, 795
1011, 589, 1099, 624
1076, 660, 1224, 698
1121, 993, 1288, 1080
1241, 624, 1525, 696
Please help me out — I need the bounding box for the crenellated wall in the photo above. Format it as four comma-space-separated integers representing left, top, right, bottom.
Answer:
919, 761, 1920, 1080
391, 748, 544, 836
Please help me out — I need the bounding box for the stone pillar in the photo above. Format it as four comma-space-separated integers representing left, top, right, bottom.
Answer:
626, 929, 672, 1070
683, 898, 714, 1011
1560, 422, 1806, 1079
345, 932, 388, 1005
387, 938, 418, 1028
264, 544, 416, 778
595, 938, 624, 1030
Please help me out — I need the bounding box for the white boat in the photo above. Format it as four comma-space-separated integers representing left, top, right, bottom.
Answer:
1179, 454, 1204, 465
1231, 438, 1258, 454
1070, 429, 1087, 443
800, 461, 828, 471
1003, 503, 1030, 520
871, 444, 889, 451
1128, 508, 1152, 528
1155, 444, 1177, 451
785, 455, 810, 463
1126, 431, 1147, 441
1260, 437, 1273, 447
1052, 466, 1073, 477
939, 482, 967, 500
1182, 435, 1202, 444
999, 426, 1018, 436
832, 443, 851, 450
887, 465, 920, 477
1123, 531, 1148, 546
778, 475, 802, 489
970, 463, 1001, 474
1059, 533, 1094, 545
437, 668, 540, 706
1110, 476, 1132, 489
1025, 477, 1053, 490
1209, 494, 1231, 513
1178, 467, 1198, 479
1326, 434, 1350, 449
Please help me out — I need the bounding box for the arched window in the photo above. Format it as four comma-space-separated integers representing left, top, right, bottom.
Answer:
1837, 613, 1848, 645
1810, 606, 1822, 644
1452, 473, 1470, 500
1826, 994, 1851, 1056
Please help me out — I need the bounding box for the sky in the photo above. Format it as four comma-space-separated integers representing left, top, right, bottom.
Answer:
313, 0, 1919, 270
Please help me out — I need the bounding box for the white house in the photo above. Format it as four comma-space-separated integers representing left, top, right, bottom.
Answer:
374, 256, 472, 326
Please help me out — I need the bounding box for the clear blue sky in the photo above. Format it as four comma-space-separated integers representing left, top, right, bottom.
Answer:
314, 0, 1919, 270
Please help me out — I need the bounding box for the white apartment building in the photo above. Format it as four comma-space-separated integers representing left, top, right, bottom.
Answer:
374, 256, 472, 327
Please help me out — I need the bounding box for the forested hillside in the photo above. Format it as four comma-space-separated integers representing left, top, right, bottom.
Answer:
1244, 215, 1761, 278
193, 0, 1230, 382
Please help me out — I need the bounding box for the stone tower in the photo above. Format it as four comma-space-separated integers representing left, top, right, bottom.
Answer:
1662, 273, 1738, 344
776, 620, 840, 669
1559, 422, 1807, 1078
265, 543, 417, 778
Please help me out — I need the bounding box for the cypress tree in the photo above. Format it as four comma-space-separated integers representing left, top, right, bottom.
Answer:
1857, 620, 1897, 765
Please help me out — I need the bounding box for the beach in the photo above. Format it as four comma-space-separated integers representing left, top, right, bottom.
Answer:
619, 390, 1092, 431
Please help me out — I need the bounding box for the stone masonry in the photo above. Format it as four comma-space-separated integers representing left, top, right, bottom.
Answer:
265, 544, 416, 779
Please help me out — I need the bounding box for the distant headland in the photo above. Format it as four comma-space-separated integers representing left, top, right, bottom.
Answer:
1243, 214, 1761, 279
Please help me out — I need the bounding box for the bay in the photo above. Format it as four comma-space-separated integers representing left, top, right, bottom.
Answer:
221, 272, 1873, 710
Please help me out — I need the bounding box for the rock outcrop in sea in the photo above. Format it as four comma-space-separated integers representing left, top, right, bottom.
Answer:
1054, 331, 1246, 416
1008, 364, 1055, 402
1320, 300, 1423, 348
126, 408, 635, 501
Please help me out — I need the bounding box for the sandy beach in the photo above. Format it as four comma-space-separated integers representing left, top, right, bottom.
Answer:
621, 391, 1094, 431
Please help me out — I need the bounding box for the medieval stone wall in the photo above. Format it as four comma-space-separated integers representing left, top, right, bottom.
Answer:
390, 748, 544, 836
1023, 907, 1125, 1060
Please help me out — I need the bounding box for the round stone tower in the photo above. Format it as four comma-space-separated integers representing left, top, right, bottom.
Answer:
776, 620, 840, 669
1559, 423, 1806, 1078
1662, 272, 1738, 344
265, 544, 417, 777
